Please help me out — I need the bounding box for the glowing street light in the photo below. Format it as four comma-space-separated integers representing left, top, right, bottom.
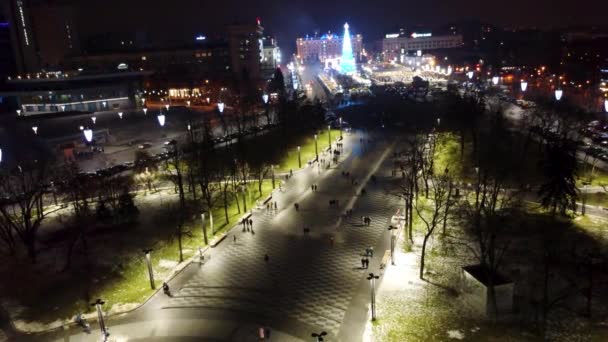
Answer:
83, 128, 93, 142
32, 126, 38, 135
141, 98, 146, 105
186, 100, 191, 107
91, 116, 97, 124
157, 113, 166, 127
187, 124, 192, 131
79, 126, 84, 131
91, 299, 108, 339
218, 102, 225, 113
492, 76, 499, 85
555, 89, 563, 101
262, 94, 269, 104
206, 97, 210, 104
0, 148, 2, 163
143, 108, 148, 115
520, 81, 528, 92
16, 109, 21, 116
467, 71, 474, 79
118, 112, 123, 119
604, 99, 608, 113
165, 104, 170, 111
60, 105, 65, 111
314, 134, 318, 159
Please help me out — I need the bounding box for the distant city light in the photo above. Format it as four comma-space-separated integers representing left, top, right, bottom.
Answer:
416, 50, 422, 57
218, 102, 225, 113
118, 112, 123, 119
467, 71, 474, 79
165, 104, 170, 110
262, 94, 269, 104
555, 89, 563, 101
0, 148, 2, 163
521, 81, 528, 92
16, 109, 21, 116
385, 33, 399, 39
32, 126, 38, 135
143, 108, 148, 115
492, 76, 499, 85
157, 114, 166, 127
195, 35, 206, 41
605, 99, 608, 112
91, 116, 96, 124
79, 126, 84, 130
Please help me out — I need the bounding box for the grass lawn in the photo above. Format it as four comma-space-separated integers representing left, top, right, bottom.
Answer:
277, 129, 341, 172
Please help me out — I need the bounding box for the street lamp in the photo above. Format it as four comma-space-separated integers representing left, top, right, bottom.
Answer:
520, 81, 528, 92
604, 99, 608, 113
165, 104, 170, 111
297, 146, 301, 168
339, 117, 343, 138
91, 116, 97, 124
492, 76, 499, 85
555, 89, 563, 101
83, 128, 93, 143
262, 94, 269, 104
157, 113, 166, 127
143, 108, 148, 115
79, 126, 84, 131
186, 100, 191, 107
327, 125, 331, 147
388, 226, 398, 265
437, 117, 441, 126
118, 112, 123, 119
367, 273, 380, 321
16, 109, 21, 116
271, 165, 276, 189
32, 126, 38, 135
90, 299, 108, 339
218, 102, 225, 114
0, 148, 3, 163
314, 134, 318, 160
467, 71, 474, 79
143, 249, 155, 289
311, 331, 327, 342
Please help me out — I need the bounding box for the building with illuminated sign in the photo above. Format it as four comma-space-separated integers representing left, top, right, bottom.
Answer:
382, 31, 462, 62
2, 0, 80, 73
296, 32, 363, 64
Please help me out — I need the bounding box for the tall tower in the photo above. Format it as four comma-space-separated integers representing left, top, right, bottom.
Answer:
340, 22, 356, 74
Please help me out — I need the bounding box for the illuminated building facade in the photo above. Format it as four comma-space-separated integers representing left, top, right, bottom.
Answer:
382, 31, 462, 62
296, 32, 363, 64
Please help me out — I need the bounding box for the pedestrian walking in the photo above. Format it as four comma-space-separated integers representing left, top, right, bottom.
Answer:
274, 201, 278, 210
294, 203, 300, 211
361, 258, 365, 269
311, 184, 314, 192
290, 169, 293, 177
365, 258, 369, 269
315, 185, 318, 191
233, 235, 237, 243
249, 219, 253, 228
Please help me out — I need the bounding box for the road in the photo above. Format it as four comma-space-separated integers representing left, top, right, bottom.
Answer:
23, 129, 403, 342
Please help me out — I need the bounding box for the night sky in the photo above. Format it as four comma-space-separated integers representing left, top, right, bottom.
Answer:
76, 0, 607, 51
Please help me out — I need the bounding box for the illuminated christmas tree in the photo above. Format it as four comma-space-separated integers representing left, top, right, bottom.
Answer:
340, 22, 356, 74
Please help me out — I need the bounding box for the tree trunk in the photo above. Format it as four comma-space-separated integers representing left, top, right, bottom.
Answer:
420, 233, 430, 280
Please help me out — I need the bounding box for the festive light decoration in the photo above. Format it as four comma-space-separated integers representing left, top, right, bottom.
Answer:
340, 23, 356, 74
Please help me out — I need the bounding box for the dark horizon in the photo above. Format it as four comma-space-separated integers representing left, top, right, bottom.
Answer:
73, 0, 608, 50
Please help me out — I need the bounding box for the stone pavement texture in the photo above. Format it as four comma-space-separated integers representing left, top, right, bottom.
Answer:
26, 129, 403, 342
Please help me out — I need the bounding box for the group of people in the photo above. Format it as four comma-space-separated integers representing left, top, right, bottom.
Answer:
361, 216, 372, 226
266, 201, 279, 212
242, 218, 254, 233
310, 184, 319, 192
360, 257, 370, 269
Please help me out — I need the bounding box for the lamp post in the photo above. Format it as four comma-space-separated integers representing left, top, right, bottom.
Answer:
91, 299, 108, 339
218, 102, 225, 114
118, 112, 123, 119
297, 146, 301, 168
327, 125, 331, 147
16, 109, 21, 116
604, 99, 608, 113
339, 117, 343, 139
143, 249, 155, 289
32, 126, 38, 135
467, 71, 474, 80
91, 116, 97, 124
311, 331, 327, 342
262, 94, 269, 104
520, 81, 528, 92
555, 89, 563, 101
165, 104, 170, 111
314, 134, 318, 160
367, 273, 380, 321
492, 76, 499, 86
388, 226, 398, 265
0, 148, 3, 163
271, 165, 275, 189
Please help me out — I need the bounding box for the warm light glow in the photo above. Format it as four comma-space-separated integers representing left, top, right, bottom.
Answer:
83, 129, 93, 142
492, 76, 499, 85
218, 102, 225, 113
165, 104, 170, 110
79, 126, 84, 130
555, 89, 563, 101
520, 81, 528, 92
157, 114, 166, 127
186, 100, 191, 107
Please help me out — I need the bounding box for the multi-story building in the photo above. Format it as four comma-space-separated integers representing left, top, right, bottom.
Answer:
382, 31, 462, 62
261, 35, 281, 78
226, 22, 264, 82
296, 33, 363, 64
2, 0, 80, 73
